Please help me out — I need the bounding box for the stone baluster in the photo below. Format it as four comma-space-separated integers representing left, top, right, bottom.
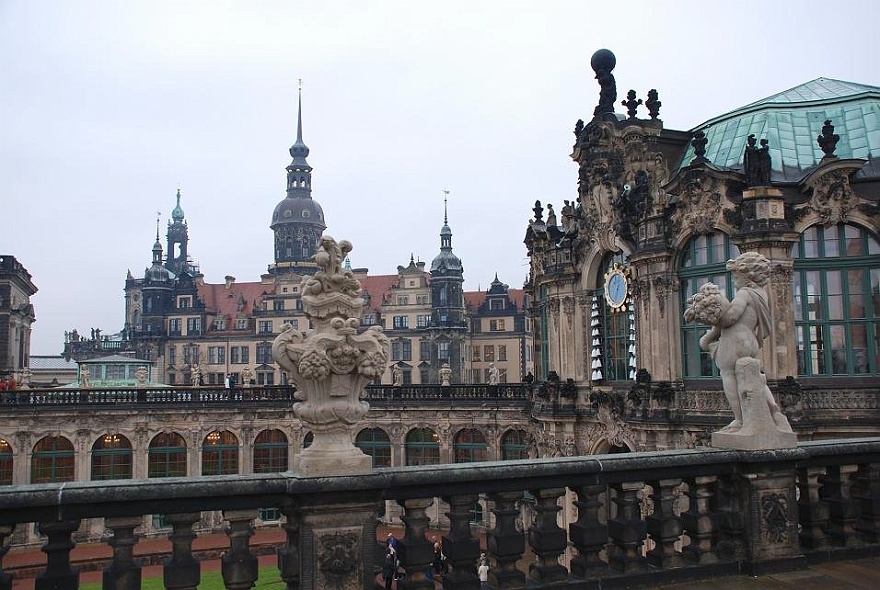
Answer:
607, 481, 649, 573
103, 516, 143, 590
222, 510, 259, 590
822, 464, 860, 547
527, 487, 568, 584
486, 491, 526, 589
277, 502, 300, 590
569, 483, 608, 579
163, 513, 201, 590
715, 474, 745, 561
797, 465, 828, 550
646, 478, 685, 569
852, 462, 880, 544
681, 475, 718, 565
397, 498, 435, 590
35, 520, 80, 590
0, 524, 15, 590
440, 493, 481, 589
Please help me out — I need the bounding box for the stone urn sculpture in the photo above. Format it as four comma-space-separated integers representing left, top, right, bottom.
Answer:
272, 236, 390, 476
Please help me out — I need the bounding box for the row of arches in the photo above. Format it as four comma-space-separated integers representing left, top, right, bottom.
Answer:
0, 427, 533, 485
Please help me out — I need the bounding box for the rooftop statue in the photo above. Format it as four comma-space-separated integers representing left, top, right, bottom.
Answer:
683, 252, 796, 450
591, 49, 617, 119
272, 235, 390, 475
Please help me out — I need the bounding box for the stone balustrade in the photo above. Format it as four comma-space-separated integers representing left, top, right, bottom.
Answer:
0, 438, 877, 589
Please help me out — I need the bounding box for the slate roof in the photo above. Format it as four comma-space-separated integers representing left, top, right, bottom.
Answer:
29, 356, 78, 370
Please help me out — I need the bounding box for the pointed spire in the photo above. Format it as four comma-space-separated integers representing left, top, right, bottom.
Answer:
286, 79, 313, 198
296, 78, 304, 144
443, 188, 449, 225
171, 187, 185, 222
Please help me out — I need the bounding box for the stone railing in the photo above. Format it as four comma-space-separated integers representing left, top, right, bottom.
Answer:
0, 438, 878, 589
364, 383, 532, 403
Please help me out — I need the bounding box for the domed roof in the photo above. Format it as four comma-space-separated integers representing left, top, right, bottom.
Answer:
171, 189, 185, 222
270, 196, 326, 229
145, 261, 174, 284
679, 78, 880, 182
431, 221, 463, 274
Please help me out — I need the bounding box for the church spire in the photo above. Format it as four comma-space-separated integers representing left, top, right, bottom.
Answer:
286, 79, 312, 196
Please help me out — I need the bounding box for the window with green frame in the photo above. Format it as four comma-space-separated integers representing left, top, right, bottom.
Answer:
597, 252, 630, 380
31, 436, 75, 484
91, 434, 133, 480
202, 430, 239, 476
793, 224, 880, 376
355, 428, 391, 468
405, 428, 440, 466
453, 428, 487, 463
679, 232, 741, 377
500, 429, 529, 460
0, 439, 11, 485
253, 429, 288, 473
148, 432, 187, 478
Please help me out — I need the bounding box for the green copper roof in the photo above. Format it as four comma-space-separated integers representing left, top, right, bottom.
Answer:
680, 78, 880, 182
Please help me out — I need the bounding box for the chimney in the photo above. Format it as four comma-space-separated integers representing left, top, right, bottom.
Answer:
225, 275, 236, 289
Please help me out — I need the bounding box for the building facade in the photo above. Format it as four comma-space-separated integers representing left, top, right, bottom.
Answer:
525, 50, 879, 447
0, 255, 37, 381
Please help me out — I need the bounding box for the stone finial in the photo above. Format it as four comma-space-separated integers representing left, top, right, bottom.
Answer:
574, 119, 584, 141
690, 130, 709, 165
645, 89, 661, 119
817, 119, 840, 158
532, 200, 544, 222
621, 90, 642, 119
272, 236, 390, 476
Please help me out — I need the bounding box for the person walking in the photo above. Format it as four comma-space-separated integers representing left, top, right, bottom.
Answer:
381, 549, 396, 589
478, 557, 489, 589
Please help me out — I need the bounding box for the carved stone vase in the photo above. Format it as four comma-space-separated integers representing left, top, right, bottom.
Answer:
272, 236, 390, 476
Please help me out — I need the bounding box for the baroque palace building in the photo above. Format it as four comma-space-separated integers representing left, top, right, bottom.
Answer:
115, 89, 533, 389
2, 53, 878, 543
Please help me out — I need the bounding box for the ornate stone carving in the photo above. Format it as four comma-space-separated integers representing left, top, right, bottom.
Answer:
683, 252, 796, 449
805, 169, 858, 225
632, 277, 651, 316
671, 169, 725, 236
621, 89, 642, 118
591, 48, 617, 119
561, 296, 575, 322
817, 119, 840, 158
317, 531, 359, 589
760, 493, 789, 544
272, 236, 390, 476
652, 275, 678, 319
548, 298, 560, 329
645, 89, 661, 120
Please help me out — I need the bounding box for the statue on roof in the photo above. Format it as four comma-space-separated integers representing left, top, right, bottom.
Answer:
621, 90, 642, 119
591, 49, 617, 119
645, 89, 661, 120
817, 119, 840, 159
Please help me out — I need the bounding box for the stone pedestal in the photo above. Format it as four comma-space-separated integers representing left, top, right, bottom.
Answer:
296, 494, 381, 590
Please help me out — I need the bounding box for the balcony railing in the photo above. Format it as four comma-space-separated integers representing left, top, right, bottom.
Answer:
0, 438, 877, 589
1, 386, 295, 407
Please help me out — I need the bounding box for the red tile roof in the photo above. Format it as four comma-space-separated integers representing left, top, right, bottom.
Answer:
464, 288, 526, 312
197, 281, 273, 320
357, 274, 400, 313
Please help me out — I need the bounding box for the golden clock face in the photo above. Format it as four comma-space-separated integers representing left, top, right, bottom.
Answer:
603, 263, 630, 311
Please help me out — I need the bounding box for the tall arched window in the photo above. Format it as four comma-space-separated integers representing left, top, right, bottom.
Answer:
453, 428, 487, 463
596, 252, 630, 381
253, 429, 288, 473
31, 436, 75, 484
91, 434, 133, 480
0, 438, 12, 485
500, 429, 530, 460
679, 232, 740, 377
355, 428, 391, 468
793, 224, 880, 376
405, 428, 440, 466
202, 430, 239, 476
148, 432, 187, 478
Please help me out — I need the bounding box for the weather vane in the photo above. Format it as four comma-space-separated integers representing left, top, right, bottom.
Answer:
442, 188, 450, 224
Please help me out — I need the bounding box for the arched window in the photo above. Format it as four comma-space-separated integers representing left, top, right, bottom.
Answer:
91, 434, 133, 480
253, 429, 288, 473
596, 252, 631, 381
0, 438, 12, 485
501, 429, 530, 460
405, 428, 440, 466
31, 436, 75, 484
679, 232, 741, 377
355, 428, 391, 468
793, 224, 880, 376
202, 430, 239, 476
453, 428, 487, 463
148, 432, 187, 478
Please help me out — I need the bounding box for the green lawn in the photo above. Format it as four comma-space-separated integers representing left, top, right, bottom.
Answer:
80, 565, 286, 590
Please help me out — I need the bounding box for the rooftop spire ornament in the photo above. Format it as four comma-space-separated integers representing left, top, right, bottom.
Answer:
272, 235, 390, 476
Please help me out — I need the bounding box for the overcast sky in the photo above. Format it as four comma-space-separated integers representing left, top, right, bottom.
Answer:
2, 0, 878, 355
